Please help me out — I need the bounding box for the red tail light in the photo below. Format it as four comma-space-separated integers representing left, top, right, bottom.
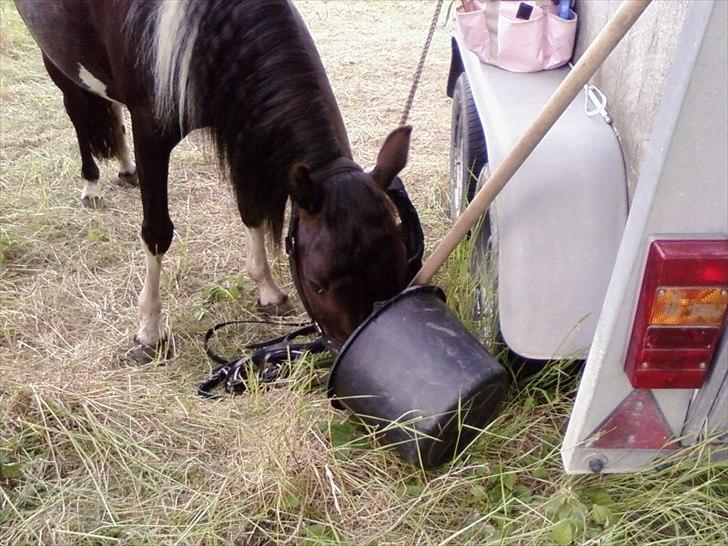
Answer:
624, 239, 728, 389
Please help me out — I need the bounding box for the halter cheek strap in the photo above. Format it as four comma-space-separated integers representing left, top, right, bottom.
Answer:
285, 211, 314, 320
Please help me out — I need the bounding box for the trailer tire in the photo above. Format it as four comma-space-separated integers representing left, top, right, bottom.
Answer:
449, 73, 487, 219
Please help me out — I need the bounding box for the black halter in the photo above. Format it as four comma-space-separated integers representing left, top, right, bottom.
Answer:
285, 158, 425, 337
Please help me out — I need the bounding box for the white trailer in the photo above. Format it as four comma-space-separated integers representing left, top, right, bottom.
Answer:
446, 0, 727, 473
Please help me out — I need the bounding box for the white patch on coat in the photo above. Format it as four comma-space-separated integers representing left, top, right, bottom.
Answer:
136, 242, 163, 346
78, 64, 113, 101
247, 227, 286, 306
111, 104, 135, 174
154, 1, 200, 126
81, 179, 100, 200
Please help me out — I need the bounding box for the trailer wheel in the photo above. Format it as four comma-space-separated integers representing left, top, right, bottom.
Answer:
449, 73, 486, 219
470, 167, 498, 347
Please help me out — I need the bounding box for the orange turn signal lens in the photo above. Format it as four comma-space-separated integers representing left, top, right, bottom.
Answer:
650, 287, 728, 326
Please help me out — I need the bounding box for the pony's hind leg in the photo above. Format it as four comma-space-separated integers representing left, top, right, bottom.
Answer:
42, 54, 125, 208
111, 104, 138, 187
246, 227, 291, 315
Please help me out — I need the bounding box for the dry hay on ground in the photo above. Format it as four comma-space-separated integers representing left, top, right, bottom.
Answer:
2, 2, 726, 545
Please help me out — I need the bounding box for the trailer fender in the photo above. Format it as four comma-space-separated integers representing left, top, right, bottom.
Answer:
446, 37, 464, 98
454, 33, 629, 360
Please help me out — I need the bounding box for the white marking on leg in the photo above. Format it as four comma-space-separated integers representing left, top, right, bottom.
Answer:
111, 104, 135, 174
136, 242, 163, 346
247, 227, 286, 306
81, 178, 100, 200
78, 64, 115, 102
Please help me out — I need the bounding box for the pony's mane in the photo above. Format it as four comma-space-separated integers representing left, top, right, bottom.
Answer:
130, 0, 343, 240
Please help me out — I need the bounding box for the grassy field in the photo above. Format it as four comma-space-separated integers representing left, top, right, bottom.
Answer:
1, 2, 726, 545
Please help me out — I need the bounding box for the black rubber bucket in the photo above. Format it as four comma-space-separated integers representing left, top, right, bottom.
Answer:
327, 285, 508, 468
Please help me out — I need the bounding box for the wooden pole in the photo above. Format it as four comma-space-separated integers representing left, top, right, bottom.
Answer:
412, 0, 652, 286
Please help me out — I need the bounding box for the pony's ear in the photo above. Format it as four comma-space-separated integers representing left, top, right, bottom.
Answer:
370, 125, 412, 190
288, 163, 323, 213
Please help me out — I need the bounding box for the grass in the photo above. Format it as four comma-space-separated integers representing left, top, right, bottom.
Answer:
1, 2, 727, 545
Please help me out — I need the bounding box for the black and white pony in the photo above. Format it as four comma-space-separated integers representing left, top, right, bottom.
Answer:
15, 0, 414, 358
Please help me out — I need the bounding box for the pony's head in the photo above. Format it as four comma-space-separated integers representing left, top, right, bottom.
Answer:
288, 126, 413, 347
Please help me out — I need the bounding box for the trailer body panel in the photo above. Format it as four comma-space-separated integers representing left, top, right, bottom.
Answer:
562, 0, 728, 473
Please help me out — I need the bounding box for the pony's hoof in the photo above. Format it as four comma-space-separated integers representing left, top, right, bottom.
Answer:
257, 295, 294, 317
81, 195, 102, 209
116, 171, 138, 187
124, 336, 172, 365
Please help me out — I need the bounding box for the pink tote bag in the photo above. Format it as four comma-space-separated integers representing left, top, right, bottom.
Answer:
457, 0, 577, 73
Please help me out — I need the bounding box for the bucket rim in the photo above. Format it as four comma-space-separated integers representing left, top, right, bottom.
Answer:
326, 284, 446, 401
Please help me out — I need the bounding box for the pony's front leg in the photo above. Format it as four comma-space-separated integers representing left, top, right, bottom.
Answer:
246, 227, 291, 315
136, 238, 164, 348
127, 112, 179, 362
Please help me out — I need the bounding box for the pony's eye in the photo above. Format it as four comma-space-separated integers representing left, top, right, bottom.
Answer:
309, 280, 326, 296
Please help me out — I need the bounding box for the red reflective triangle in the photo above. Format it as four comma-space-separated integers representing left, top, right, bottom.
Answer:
586, 390, 678, 450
